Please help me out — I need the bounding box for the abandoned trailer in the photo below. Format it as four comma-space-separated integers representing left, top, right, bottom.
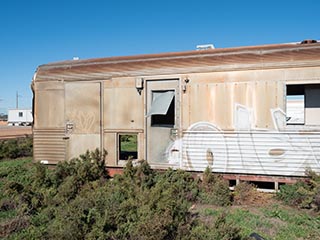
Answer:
32, 40, 320, 189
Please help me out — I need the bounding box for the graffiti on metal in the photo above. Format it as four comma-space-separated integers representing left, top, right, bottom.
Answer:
165, 104, 320, 176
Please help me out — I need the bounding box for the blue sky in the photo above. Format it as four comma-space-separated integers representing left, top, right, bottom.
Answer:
0, 0, 319, 114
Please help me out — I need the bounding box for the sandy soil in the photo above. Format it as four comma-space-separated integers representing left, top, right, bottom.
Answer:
0, 126, 32, 139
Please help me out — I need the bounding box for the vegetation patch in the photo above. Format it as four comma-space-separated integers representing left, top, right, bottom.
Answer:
277, 169, 320, 210
0, 137, 33, 160
0, 151, 320, 239
198, 167, 231, 206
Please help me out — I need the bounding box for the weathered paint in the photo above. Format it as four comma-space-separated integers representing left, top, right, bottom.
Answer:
32, 41, 320, 177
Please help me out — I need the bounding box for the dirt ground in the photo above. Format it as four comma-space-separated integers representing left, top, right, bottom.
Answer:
0, 126, 32, 139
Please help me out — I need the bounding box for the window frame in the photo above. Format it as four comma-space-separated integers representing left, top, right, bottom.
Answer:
117, 133, 138, 163
286, 85, 305, 125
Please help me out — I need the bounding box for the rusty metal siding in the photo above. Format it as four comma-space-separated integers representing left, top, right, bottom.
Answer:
182, 130, 320, 176
33, 129, 66, 163
186, 80, 283, 131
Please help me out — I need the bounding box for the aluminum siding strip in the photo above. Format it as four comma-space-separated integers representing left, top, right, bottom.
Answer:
182, 131, 320, 176
33, 128, 66, 164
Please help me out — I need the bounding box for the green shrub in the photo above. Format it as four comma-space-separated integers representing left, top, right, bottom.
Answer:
0, 137, 33, 160
277, 170, 320, 211
1, 153, 249, 239
188, 212, 242, 240
277, 181, 313, 209
199, 167, 231, 206
306, 169, 320, 210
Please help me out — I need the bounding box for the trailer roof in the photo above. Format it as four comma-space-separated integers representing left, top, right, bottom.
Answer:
34, 41, 320, 82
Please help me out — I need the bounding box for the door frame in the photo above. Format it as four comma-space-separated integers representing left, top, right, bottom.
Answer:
144, 78, 181, 165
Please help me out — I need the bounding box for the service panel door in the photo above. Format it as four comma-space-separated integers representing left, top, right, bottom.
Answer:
146, 79, 180, 165
65, 82, 101, 160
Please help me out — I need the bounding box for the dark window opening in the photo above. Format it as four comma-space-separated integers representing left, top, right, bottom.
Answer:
286, 85, 305, 125
248, 181, 275, 190
119, 134, 138, 160
19, 112, 23, 117
151, 96, 175, 127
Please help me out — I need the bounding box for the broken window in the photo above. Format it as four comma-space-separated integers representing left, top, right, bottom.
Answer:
286, 84, 320, 125
147, 90, 175, 127
118, 134, 138, 160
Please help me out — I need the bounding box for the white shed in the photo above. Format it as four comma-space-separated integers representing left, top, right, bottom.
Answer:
7, 109, 33, 126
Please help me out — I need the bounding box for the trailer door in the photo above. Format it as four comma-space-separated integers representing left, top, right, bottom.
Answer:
146, 79, 179, 165
65, 82, 101, 160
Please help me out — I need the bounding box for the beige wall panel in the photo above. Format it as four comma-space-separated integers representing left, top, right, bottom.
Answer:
65, 83, 100, 134
189, 72, 227, 84
35, 90, 65, 128
253, 81, 280, 129
215, 83, 233, 129
277, 81, 285, 110
253, 81, 268, 128
68, 134, 100, 160
104, 87, 144, 129
104, 77, 136, 88
285, 66, 320, 83
188, 68, 286, 85
189, 84, 211, 124
232, 82, 253, 107
228, 69, 286, 83
104, 133, 116, 166
35, 81, 64, 91
104, 88, 114, 128
305, 108, 320, 125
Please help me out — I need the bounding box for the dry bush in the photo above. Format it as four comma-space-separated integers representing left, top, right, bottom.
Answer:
198, 167, 231, 206
0, 216, 30, 238
233, 182, 257, 205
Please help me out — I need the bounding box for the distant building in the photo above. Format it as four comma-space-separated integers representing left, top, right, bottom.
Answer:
7, 109, 33, 126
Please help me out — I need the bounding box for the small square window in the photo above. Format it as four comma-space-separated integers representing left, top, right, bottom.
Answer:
19, 112, 23, 117
118, 134, 138, 160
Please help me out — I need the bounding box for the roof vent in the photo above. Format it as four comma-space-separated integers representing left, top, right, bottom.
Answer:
196, 44, 215, 50
300, 39, 317, 44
